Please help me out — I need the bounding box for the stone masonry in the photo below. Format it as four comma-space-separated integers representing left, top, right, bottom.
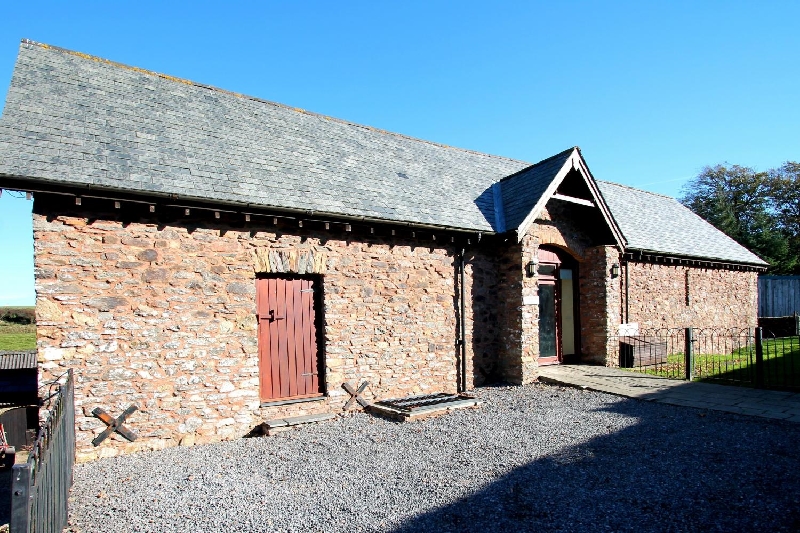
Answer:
624, 261, 758, 331
30, 197, 761, 461
580, 246, 622, 365
33, 204, 490, 461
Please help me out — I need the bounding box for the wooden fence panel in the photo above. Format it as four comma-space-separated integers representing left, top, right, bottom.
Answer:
10, 369, 75, 533
759, 276, 800, 317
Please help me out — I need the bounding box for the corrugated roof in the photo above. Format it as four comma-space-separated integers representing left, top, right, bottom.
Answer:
597, 181, 767, 265
0, 351, 37, 370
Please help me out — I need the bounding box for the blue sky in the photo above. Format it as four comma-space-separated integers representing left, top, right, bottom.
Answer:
0, 1, 798, 306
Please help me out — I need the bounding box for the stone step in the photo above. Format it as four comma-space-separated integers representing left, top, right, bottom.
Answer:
260, 413, 336, 435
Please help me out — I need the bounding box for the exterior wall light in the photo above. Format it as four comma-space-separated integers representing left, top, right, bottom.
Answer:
526, 261, 537, 277
611, 263, 620, 278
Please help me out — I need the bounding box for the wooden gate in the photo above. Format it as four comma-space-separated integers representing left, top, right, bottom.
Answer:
256, 277, 321, 402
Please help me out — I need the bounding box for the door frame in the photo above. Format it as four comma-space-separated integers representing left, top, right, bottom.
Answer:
536, 246, 580, 365
537, 274, 561, 365
256, 273, 326, 403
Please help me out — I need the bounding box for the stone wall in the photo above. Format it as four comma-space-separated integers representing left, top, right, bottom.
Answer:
624, 261, 758, 331
517, 234, 540, 384
30, 196, 760, 461
579, 246, 622, 365
32, 203, 489, 461
494, 241, 526, 384
531, 203, 594, 261
464, 246, 503, 386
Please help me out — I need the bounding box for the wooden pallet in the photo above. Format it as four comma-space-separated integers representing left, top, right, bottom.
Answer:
368, 395, 481, 421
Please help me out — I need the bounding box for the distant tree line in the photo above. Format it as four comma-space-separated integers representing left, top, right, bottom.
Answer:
680, 161, 800, 274
0, 307, 35, 324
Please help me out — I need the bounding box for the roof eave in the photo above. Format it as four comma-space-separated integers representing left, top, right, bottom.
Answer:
0, 173, 496, 236
623, 248, 769, 271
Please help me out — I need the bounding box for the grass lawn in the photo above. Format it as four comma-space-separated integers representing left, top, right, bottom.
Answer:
752, 338, 800, 388
0, 332, 36, 350
0, 322, 36, 350
630, 338, 800, 389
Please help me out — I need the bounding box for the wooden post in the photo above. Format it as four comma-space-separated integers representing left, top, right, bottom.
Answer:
755, 327, 764, 389
684, 327, 693, 381
10, 463, 32, 533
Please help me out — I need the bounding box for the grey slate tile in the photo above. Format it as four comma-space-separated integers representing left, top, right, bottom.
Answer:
0, 41, 768, 266
597, 181, 766, 265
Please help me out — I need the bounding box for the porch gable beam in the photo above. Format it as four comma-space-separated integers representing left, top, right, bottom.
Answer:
551, 193, 595, 207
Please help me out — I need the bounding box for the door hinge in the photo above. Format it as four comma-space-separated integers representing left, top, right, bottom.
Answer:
299, 289, 314, 293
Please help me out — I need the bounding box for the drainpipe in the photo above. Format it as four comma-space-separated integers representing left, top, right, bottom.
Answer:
624, 260, 630, 323
458, 249, 467, 393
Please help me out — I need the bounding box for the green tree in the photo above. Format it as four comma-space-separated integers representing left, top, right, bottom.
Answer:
769, 162, 800, 274
680, 164, 795, 273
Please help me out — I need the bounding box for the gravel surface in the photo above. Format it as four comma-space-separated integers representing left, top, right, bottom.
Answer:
67, 384, 800, 532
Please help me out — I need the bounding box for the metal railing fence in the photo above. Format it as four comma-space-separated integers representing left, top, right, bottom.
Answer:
10, 369, 75, 533
614, 327, 800, 390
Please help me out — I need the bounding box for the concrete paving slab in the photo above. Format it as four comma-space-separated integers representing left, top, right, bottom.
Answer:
538, 364, 800, 423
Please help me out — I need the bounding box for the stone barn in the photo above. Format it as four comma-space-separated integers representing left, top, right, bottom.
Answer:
0, 41, 766, 461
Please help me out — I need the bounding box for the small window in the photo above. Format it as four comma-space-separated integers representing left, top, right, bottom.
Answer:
538, 264, 557, 277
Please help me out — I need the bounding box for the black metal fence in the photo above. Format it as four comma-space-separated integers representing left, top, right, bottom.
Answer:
614, 327, 800, 390
10, 369, 75, 533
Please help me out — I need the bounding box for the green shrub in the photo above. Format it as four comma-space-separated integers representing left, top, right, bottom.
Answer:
0, 306, 36, 325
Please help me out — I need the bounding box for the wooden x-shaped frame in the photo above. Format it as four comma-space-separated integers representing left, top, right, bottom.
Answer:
342, 381, 371, 410
92, 405, 138, 446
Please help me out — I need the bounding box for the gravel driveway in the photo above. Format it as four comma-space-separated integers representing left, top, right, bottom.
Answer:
67, 384, 800, 532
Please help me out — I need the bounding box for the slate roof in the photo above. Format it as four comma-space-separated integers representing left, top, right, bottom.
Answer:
499, 148, 574, 231
597, 181, 767, 266
0, 40, 528, 233
0, 40, 767, 267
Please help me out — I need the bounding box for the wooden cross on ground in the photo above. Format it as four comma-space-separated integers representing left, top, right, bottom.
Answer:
92, 405, 138, 446
342, 381, 371, 410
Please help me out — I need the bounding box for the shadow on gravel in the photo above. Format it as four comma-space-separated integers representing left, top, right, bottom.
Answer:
389, 399, 800, 533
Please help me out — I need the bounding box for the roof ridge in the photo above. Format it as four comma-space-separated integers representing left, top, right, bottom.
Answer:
597, 179, 676, 200
20, 39, 531, 167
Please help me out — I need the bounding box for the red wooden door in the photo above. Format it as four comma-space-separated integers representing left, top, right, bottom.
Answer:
256, 278, 320, 402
